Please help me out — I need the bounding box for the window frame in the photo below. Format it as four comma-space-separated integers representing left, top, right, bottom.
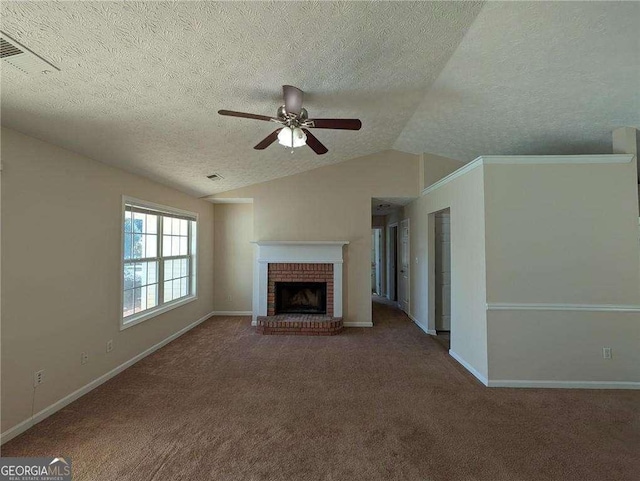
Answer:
120, 196, 198, 330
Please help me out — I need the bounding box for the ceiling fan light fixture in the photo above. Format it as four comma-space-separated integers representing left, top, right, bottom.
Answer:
277, 126, 307, 148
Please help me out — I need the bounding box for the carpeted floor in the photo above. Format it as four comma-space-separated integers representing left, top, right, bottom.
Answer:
3, 298, 639, 480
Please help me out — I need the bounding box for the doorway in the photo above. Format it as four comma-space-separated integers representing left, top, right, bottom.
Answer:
371, 228, 383, 295
387, 224, 398, 302
399, 219, 410, 313
434, 208, 451, 346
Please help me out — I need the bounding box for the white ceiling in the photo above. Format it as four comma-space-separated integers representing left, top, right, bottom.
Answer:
394, 1, 640, 160
1, 2, 638, 197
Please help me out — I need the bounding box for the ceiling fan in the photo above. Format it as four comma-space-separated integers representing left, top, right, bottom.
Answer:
218, 85, 362, 155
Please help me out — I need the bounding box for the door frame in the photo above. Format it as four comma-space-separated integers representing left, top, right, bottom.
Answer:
433, 208, 451, 332
371, 228, 384, 296
387, 222, 398, 302
400, 218, 410, 314
427, 207, 453, 335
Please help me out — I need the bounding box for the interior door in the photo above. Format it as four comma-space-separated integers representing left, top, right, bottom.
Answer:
399, 219, 410, 313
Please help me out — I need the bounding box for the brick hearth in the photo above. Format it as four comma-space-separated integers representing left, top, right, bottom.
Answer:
256, 315, 343, 336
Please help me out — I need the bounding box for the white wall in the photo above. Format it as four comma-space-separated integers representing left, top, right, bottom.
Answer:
487, 311, 639, 385
213, 203, 253, 312
484, 162, 639, 304
212, 150, 421, 325
483, 158, 640, 385
404, 166, 488, 379
420, 153, 464, 191
1, 128, 215, 437
404, 154, 640, 387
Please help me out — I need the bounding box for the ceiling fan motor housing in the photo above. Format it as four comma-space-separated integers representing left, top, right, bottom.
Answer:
277, 105, 308, 124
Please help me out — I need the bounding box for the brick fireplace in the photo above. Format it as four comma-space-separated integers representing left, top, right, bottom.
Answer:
252, 241, 348, 335
267, 263, 333, 316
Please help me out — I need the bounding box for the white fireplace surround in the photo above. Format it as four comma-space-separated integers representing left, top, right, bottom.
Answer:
251, 241, 349, 325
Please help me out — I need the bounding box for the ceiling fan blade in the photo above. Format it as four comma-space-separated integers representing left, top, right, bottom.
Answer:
283, 85, 303, 116
254, 129, 282, 150
302, 129, 328, 155
218, 110, 274, 122
308, 118, 362, 130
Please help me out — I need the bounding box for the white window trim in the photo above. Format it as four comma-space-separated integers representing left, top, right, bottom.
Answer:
120, 195, 199, 331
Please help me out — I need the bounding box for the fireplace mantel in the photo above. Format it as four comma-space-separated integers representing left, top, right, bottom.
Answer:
251, 241, 348, 324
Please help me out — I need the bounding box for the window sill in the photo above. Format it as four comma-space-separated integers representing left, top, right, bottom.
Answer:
120, 295, 198, 330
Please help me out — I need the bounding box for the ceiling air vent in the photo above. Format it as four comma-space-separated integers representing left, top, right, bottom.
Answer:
207, 173, 224, 181
0, 31, 59, 75
0, 38, 22, 58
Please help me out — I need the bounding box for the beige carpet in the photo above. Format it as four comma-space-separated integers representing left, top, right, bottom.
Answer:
3, 298, 639, 480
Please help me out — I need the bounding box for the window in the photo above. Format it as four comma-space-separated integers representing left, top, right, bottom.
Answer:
121, 197, 197, 329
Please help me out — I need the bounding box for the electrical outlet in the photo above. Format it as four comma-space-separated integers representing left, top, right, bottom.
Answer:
106, 340, 113, 353
226, 294, 232, 301
81, 351, 89, 365
34, 370, 45, 387
603, 347, 612, 359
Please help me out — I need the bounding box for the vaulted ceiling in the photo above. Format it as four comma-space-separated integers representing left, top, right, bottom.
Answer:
1, 1, 638, 197
394, 2, 640, 160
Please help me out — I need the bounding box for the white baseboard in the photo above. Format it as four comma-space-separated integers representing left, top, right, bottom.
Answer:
1, 311, 215, 445
487, 379, 640, 389
448, 350, 489, 386
1, 417, 33, 447
343, 322, 373, 327
407, 313, 436, 335
212, 311, 252, 316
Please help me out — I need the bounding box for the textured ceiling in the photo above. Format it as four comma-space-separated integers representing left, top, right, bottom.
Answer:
394, 1, 640, 160
0, 1, 483, 196
1, 2, 637, 197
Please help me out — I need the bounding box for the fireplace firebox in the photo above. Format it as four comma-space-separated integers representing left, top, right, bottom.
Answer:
275, 282, 327, 315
